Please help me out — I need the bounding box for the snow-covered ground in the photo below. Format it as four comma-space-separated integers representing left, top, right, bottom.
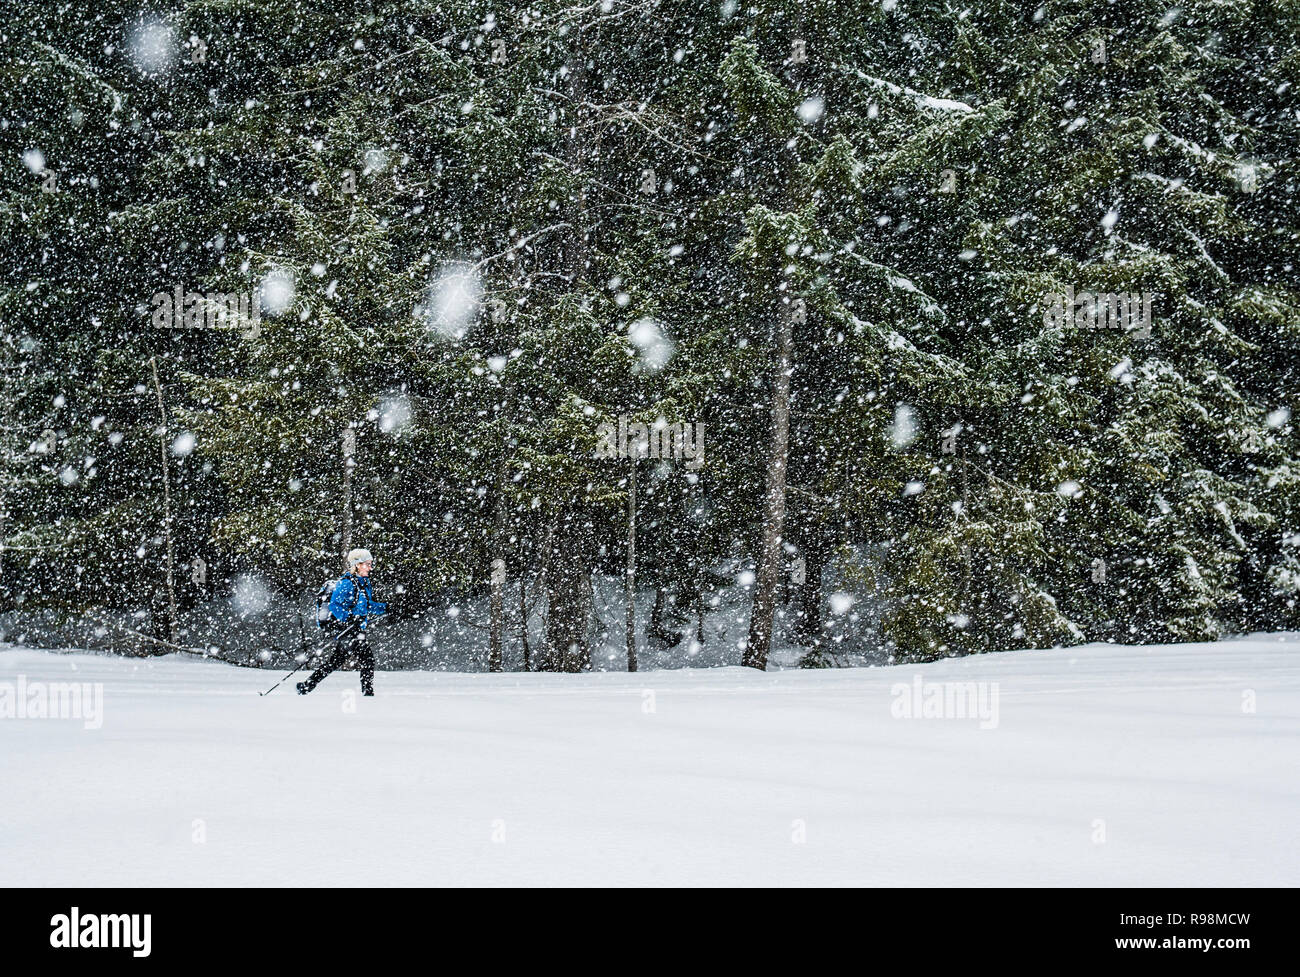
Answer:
2, 634, 1297, 886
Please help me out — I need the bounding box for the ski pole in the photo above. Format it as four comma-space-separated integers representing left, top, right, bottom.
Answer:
258, 657, 311, 697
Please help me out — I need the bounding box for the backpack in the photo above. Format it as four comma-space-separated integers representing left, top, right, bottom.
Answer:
315, 573, 361, 630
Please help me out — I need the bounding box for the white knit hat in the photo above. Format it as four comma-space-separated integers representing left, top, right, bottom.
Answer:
346, 548, 374, 570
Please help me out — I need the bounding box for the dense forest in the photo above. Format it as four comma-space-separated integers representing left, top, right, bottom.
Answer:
2, 0, 1297, 669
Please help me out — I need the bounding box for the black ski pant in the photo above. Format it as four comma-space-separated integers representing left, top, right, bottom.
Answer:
301, 629, 374, 695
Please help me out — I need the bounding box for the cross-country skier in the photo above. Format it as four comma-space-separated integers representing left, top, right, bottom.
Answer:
297, 548, 388, 696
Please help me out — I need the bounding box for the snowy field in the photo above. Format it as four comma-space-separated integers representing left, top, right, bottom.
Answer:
2, 634, 1297, 887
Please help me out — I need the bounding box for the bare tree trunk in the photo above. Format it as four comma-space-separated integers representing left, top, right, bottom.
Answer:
563, 21, 588, 281
519, 578, 531, 672
794, 533, 825, 646
489, 456, 508, 673
744, 297, 795, 669
625, 458, 637, 672
490, 562, 505, 672
536, 20, 593, 675
696, 589, 706, 646
583, 568, 596, 658
743, 4, 809, 670
489, 381, 519, 672
340, 427, 355, 559
148, 357, 179, 645
543, 512, 590, 672
649, 585, 668, 644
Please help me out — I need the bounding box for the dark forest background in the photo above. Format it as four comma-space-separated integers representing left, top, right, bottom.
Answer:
2, 0, 1297, 670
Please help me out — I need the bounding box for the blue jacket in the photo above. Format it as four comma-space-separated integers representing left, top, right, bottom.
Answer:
329, 573, 387, 631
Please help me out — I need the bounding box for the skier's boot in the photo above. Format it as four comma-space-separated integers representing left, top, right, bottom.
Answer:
296, 681, 310, 695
